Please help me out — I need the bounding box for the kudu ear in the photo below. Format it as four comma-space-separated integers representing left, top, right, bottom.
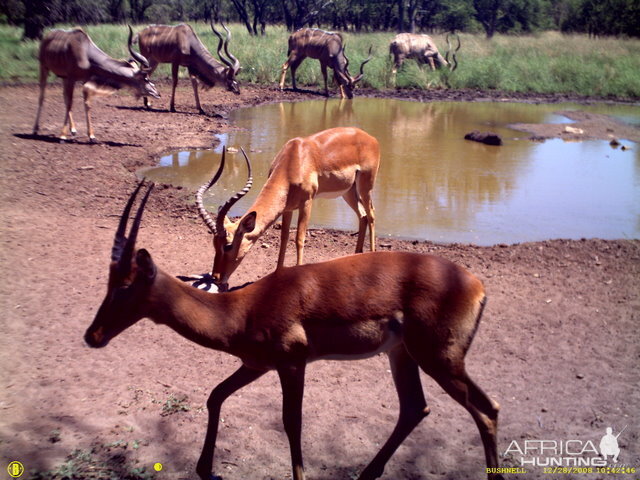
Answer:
239, 211, 257, 234
136, 249, 157, 282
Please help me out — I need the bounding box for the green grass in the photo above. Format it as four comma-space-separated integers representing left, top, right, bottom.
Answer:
1, 23, 639, 98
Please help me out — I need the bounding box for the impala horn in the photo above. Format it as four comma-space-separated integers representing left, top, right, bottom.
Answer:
215, 147, 253, 239
113, 179, 154, 274
196, 148, 228, 235
127, 25, 151, 69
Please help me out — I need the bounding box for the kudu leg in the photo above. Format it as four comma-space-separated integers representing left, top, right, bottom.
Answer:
196, 365, 267, 480
190, 74, 205, 114
170, 62, 180, 112
33, 67, 48, 135
143, 62, 159, 109
277, 210, 293, 269
60, 79, 76, 140
82, 87, 97, 142
277, 362, 307, 480
358, 346, 430, 480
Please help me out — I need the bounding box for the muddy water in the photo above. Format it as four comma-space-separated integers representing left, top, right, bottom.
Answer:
141, 99, 639, 245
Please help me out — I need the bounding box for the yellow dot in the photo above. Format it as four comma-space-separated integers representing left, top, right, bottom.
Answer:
7, 461, 25, 478
153, 462, 163, 472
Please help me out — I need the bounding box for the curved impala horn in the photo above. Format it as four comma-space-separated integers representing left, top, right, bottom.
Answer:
127, 25, 151, 69
221, 21, 241, 75
215, 147, 253, 238
113, 179, 154, 273
196, 149, 227, 235
211, 22, 233, 69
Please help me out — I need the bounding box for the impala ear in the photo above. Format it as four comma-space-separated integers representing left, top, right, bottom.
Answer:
136, 249, 157, 281
239, 211, 257, 234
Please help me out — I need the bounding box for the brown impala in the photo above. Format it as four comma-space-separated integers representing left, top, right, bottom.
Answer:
390, 32, 460, 80
279, 28, 372, 98
197, 127, 380, 291
132, 22, 241, 114
32, 27, 159, 142
84, 180, 502, 480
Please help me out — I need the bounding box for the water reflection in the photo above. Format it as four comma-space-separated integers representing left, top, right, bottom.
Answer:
140, 99, 639, 245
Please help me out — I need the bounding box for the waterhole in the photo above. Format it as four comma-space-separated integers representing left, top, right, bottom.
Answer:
141, 99, 639, 245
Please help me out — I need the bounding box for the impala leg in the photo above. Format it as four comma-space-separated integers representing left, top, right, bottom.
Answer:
277, 210, 293, 269
358, 346, 429, 480
190, 74, 205, 114
295, 199, 313, 265
33, 66, 48, 135
60, 78, 75, 140
357, 179, 376, 252
170, 62, 180, 112
196, 365, 267, 480
342, 186, 368, 253
430, 369, 501, 479
277, 362, 307, 480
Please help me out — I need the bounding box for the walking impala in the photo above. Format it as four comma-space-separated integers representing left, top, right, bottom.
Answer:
132, 22, 241, 114
279, 28, 372, 98
32, 27, 159, 142
197, 127, 379, 291
84, 180, 502, 480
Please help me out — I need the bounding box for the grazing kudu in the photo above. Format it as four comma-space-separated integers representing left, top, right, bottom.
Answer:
197, 127, 379, 291
84, 179, 502, 480
32, 27, 159, 142
279, 28, 372, 98
133, 23, 241, 113
389, 32, 460, 80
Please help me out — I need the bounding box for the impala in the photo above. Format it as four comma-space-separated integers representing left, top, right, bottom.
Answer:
84, 180, 503, 480
279, 28, 372, 98
32, 27, 159, 142
197, 127, 379, 291
389, 32, 460, 79
132, 22, 241, 114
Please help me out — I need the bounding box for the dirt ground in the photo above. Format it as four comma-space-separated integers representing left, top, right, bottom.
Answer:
0, 82, 639, 480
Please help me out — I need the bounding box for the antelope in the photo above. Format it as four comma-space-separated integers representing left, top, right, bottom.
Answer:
389, 32, 460, 79
197, 127, 379, 292
279, 28, 372, 99
32, 27, 160, 142
84, 180, 503, 480
132, 23, 241, 114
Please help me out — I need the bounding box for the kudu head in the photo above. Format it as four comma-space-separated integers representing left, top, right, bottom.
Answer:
127, 26, 161, 99
196, 148, 254, 291
336, 45, 372, 99
444, 33, 461, 72
85, 180, 157, 348
211, 22, 241, 95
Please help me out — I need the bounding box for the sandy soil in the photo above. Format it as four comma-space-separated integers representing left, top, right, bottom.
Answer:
0, 82, 639, 480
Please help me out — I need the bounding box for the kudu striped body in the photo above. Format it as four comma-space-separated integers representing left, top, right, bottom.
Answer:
133, 23, 240, 113
197, 127, 380, 291
32, 27, 159, 142
84, 180, 502, 480
390, 32, 460, 80
279, 28, 372, 98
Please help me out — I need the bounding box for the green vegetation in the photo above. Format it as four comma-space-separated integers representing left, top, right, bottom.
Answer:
1, 23, 639, 98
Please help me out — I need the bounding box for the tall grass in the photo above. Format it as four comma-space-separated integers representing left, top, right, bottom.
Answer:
1, 24, 639, 98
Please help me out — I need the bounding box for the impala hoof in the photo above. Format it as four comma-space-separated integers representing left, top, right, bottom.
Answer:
89, 136, 97, 143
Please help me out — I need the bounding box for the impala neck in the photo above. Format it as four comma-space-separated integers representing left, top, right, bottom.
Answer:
146, 270, 246, 353
242, 172, 290, 242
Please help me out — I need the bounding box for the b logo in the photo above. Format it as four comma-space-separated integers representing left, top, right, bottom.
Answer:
7, 461, 25, 478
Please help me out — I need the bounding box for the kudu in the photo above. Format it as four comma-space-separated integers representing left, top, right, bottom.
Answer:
85, 179, 503, 480
279, 28, 372, 99
390, 32, 460, 78
197, 127, 379, 291
133, 23, 241, 114
32, 27, 160, 142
